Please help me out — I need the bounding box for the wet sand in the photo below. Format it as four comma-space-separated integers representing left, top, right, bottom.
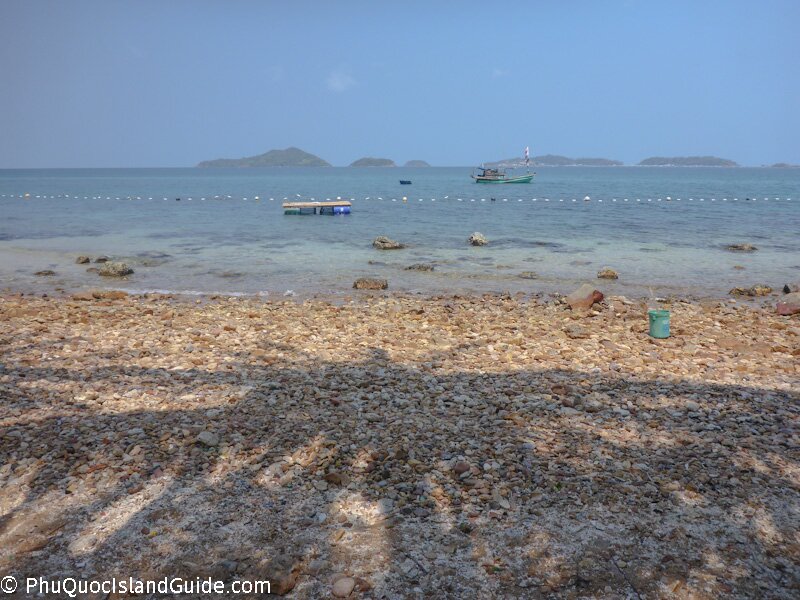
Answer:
1, 291, 798, 598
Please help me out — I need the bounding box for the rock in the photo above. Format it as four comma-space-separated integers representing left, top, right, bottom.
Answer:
564, 324, 588, 339
71, 292, 96, 301
597, 267, 619, 280
332, 576, 355, 598
518, 271, 538, 279
324, 472, 344, 486
732, 265, 746, 270
729, 285, 772, 297
468, 232, 488, 246
260, 555, 301, 595
34, 270, 56, 276
93, 290, 128, 300
196, 431, 219, 446
98, 262, 134, 277
373, 236, 405, 250
453, 461, 471, 475
405, 264, 434, 271
565, 284, 604, 310
353, 278, 388, 290
777, 292, 800, 316
725, 243, 757, 252
75, 256, 91, 264
94, 255, 110, 263
784, 284, 792, 294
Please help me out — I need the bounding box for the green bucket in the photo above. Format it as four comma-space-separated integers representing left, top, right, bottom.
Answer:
648, 309, 670, 338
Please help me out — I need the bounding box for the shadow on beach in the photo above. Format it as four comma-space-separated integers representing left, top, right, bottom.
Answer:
0, 297, 798, 599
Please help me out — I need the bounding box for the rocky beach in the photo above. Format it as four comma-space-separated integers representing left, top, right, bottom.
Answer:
0, 289, 798, 599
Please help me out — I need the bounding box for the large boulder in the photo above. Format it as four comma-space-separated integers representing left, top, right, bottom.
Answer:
565, 284, 604, 310
468, 232, 488, 246
353, 278, 388, 290
98, 262, 134, 277
373, 236, 405, 250
777, 292, 800, 316
729, 284, 772, 297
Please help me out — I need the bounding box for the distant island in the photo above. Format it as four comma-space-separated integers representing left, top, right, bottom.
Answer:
350, 157, 396, 167
638, 156, 738, 167
771, 162, 799, 168
487, 154, 622, 167
197, 147, 330, 167
404, 160, 430, 167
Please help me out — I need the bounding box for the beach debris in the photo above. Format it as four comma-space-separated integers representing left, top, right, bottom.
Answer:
725, 243, 758, 252
98, 262, 134, 277
565, 283, 604, 310
34, 270, 56, 276
729, 284, 772, 297
75, 255, 91, 264
597, 267, 619, 279
353, 277, 388, 290
469, 232, 488, 246
777, 292, 800, 315
373, 236, 406, 250
518, 271, 538, 279
405, 264, 434, 271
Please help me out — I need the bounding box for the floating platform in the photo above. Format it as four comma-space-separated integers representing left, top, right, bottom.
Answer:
283, 200, 352, 215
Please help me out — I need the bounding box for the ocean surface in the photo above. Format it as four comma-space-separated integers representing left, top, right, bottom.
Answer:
1, 167, 798, 299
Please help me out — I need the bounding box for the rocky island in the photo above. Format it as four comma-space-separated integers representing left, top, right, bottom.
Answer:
638, 156, 738, 167
487, 154, 623, 167
403, 160, 431, 167
349, 157, 396, 167
197, 147, 331, 167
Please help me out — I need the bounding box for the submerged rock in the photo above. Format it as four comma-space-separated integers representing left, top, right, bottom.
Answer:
405, 264, 434, 272
729, 284, 772, 297
353, 278, 388, 290
75, 256, 91, 264
98, 262, 134, 277
597, 267, 619, 279
94, 255, 110, 263
34, 270, 56, 276
518, 271, 538, 279
565, 283, 604, 310
468, 232, 488, 246
725, 243, 758, 252
373, 236, 406, 250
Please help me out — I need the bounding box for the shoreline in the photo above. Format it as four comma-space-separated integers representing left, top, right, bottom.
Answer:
1, 292, 798, 598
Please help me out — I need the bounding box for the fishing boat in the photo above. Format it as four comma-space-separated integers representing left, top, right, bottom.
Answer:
471, 167, 534, 184
472, 146, 535, 184
399, 180, 412, 185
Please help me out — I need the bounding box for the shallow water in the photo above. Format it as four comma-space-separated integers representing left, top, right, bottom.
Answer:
1, 166, 798, 298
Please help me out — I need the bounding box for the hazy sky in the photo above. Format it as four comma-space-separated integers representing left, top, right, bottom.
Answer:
1, 0, 798, 167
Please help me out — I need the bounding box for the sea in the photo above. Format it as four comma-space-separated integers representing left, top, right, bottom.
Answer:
1, 166, 798, 299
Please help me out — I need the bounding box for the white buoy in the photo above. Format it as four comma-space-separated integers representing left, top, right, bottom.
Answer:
584, 195, 590, 202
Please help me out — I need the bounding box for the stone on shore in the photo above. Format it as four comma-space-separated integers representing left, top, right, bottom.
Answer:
725, 243, 757, 252
597, 267, 619, 279
729, 284, 772, 297
777, 292, 800, 315
75, 256, 91, 264
565, 283, 604, 310
196, 431, 219, 446
98, 262, 134, 277
332, 575, 355, 598
94, 255, 110, 263
353, 278, 388, 290
372, 236, 406, 250
468, 232, 488, 246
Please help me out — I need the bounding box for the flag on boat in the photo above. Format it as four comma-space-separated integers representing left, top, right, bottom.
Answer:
524, 146, 530, 166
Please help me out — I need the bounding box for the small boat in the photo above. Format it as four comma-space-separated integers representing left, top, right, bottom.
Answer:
471, 167, 534, 184
399, 180, 412, 185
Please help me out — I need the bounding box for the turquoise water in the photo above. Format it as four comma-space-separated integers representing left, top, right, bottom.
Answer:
1, 167, 798, 298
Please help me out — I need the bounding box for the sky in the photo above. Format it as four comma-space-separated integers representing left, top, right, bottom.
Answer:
0, 0, 798, 168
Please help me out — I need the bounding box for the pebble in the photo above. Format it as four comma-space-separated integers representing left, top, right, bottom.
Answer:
332, 576, 355, 597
